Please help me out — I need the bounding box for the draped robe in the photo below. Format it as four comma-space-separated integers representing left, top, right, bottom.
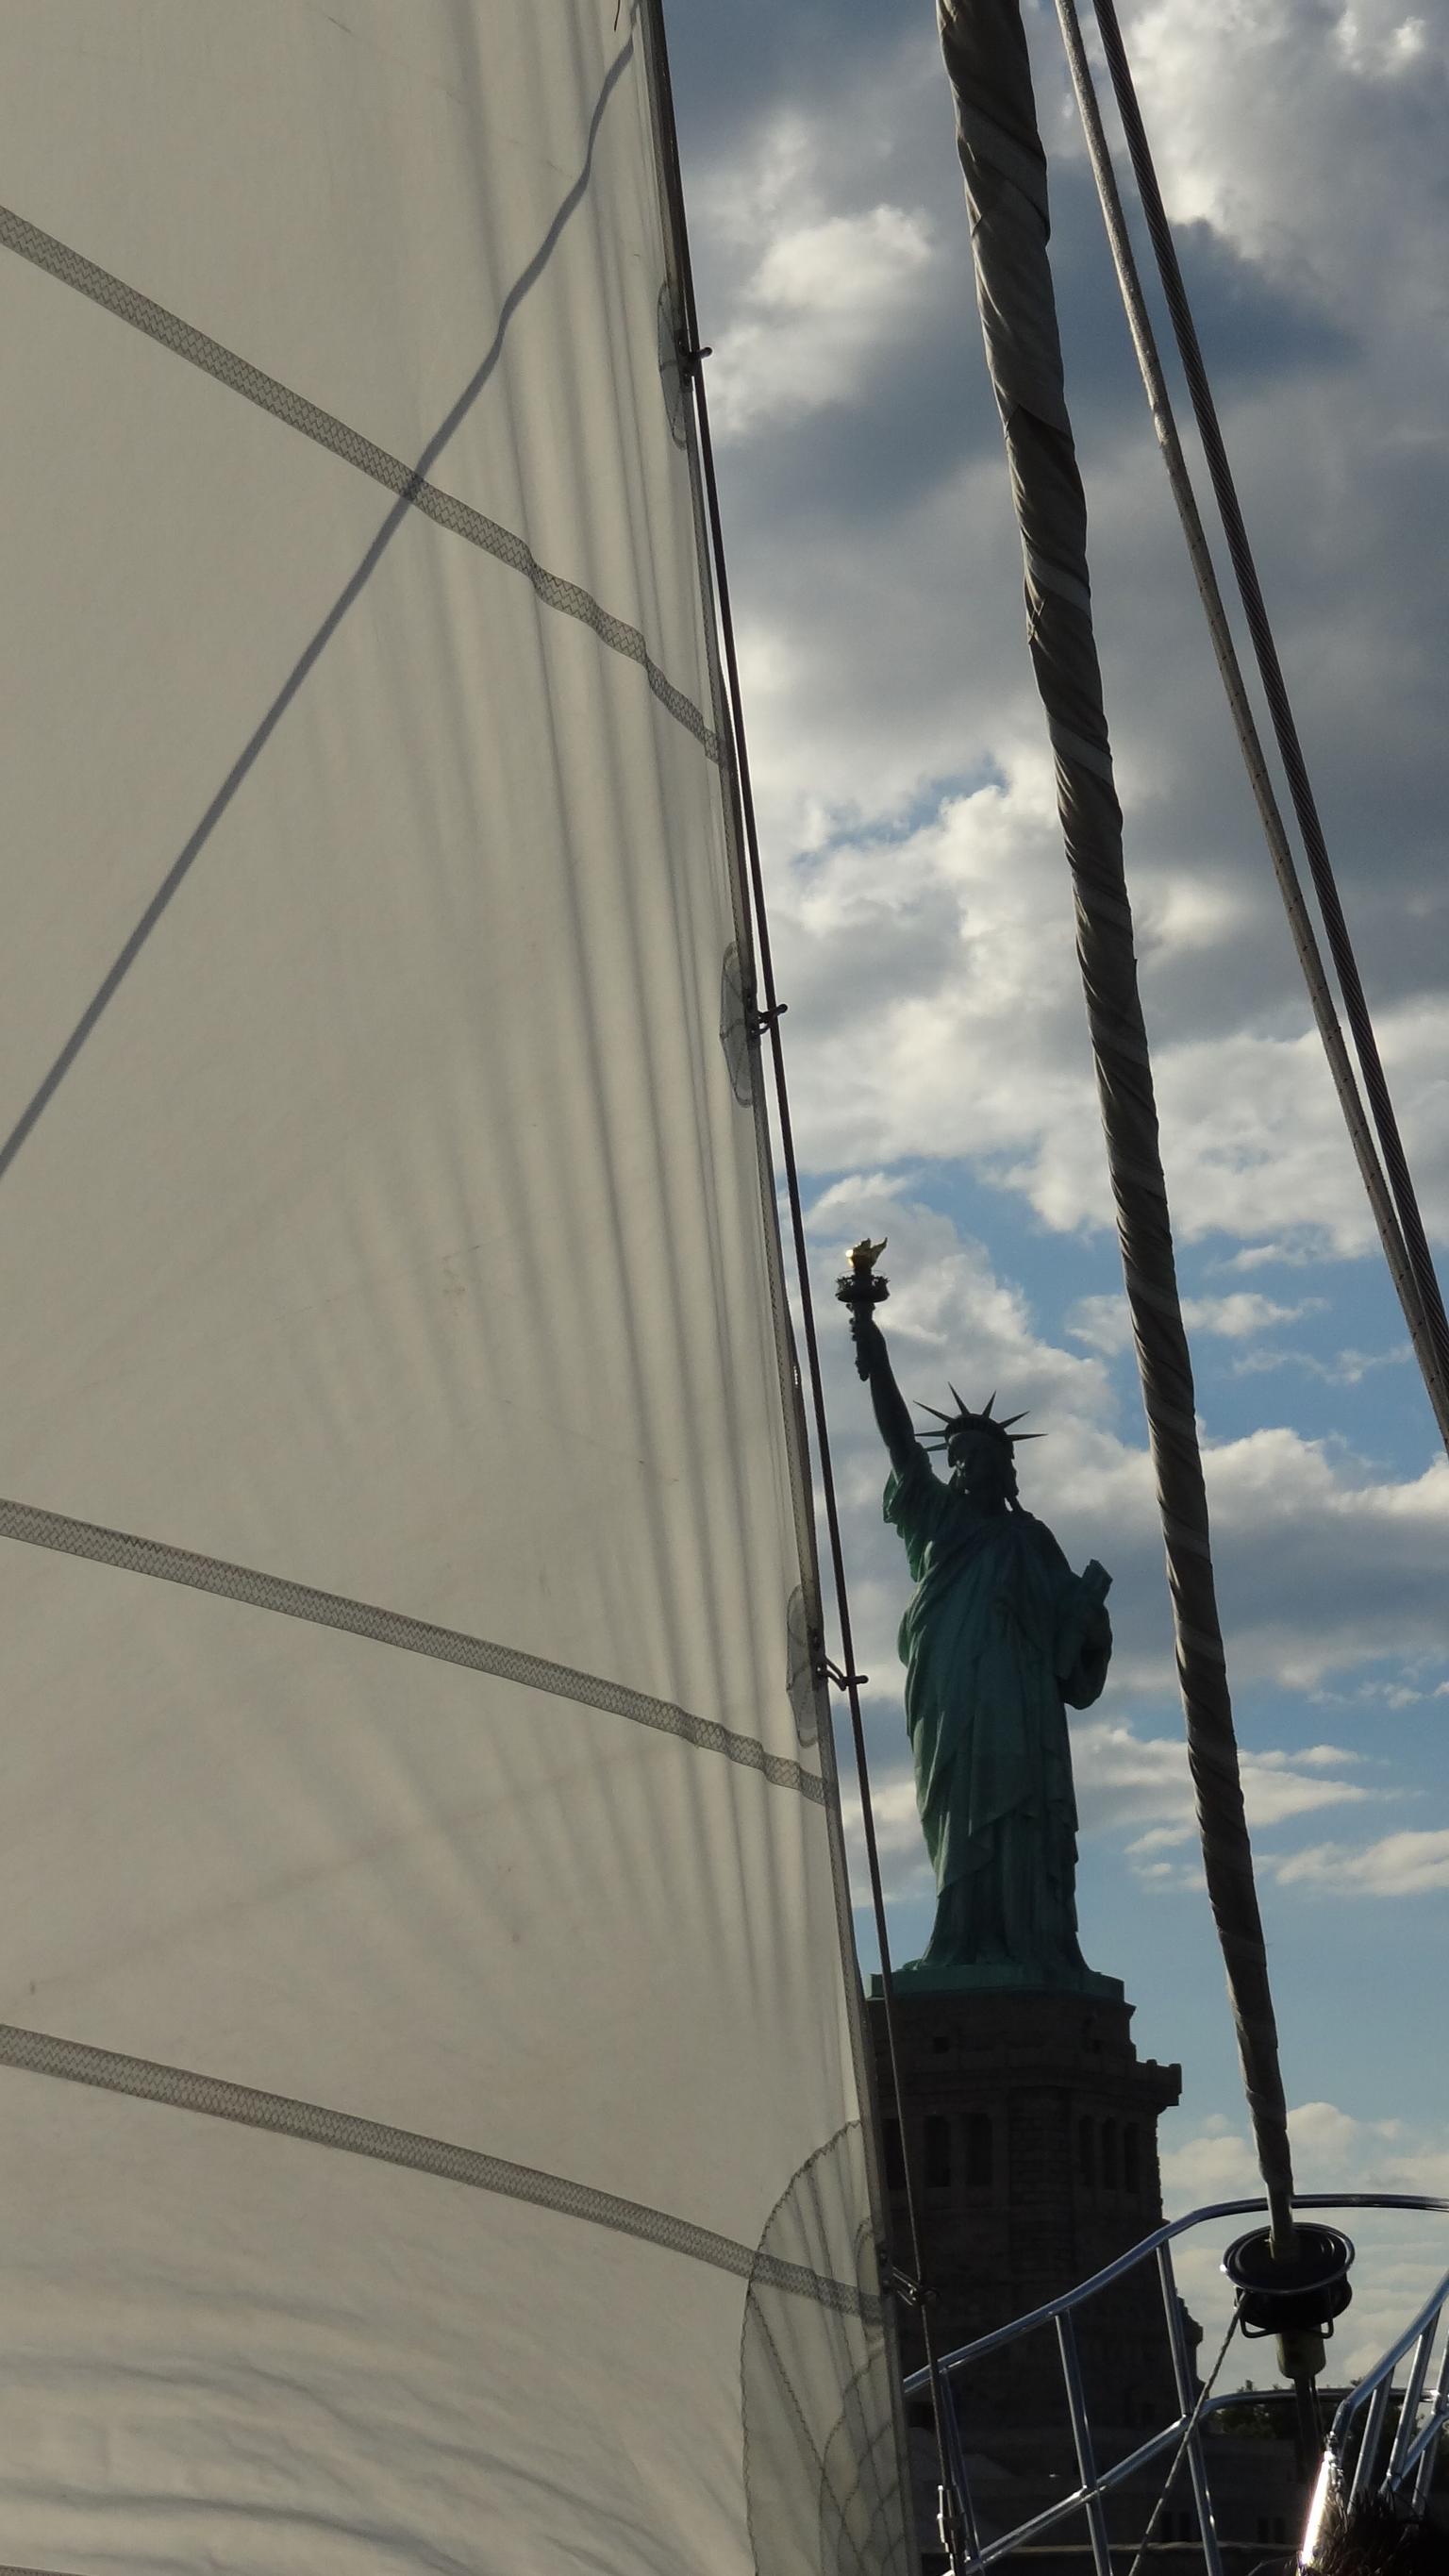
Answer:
885, 1449, 1111, 1978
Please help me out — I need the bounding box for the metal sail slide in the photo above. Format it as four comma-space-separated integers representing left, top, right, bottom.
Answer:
0, 8, 910, 2569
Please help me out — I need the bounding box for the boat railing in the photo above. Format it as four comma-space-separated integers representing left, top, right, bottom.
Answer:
901, 2193, 1449, 2576
1299, 2245, 1449, 2557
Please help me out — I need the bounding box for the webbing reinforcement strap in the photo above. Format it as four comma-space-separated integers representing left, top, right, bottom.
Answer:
0, 1495, 824, 1804
0, 2022, 876, 2320
0, 201, 721, 763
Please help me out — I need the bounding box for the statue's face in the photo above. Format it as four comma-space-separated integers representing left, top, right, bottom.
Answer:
948, 1430, 1017, 1502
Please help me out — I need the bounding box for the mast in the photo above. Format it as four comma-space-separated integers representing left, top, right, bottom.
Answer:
936, 0, 1300, 2274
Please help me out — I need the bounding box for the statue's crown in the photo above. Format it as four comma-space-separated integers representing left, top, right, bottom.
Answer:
917, 1388, 1042, 1454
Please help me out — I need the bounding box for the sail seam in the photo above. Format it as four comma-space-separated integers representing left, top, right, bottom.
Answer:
0, 1496, 824, 1803
0, 2022, 877, 2319
0, 202, 723, 764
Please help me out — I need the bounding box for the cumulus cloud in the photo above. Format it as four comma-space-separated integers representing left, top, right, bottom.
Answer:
1074, 1719, 1382, 1860
1119, 0, 1449, 313
708, 202, 940, 441
766, 785, 1449, 1254
1232, 1341, 1411, 1385
1272, 1829, 1449, 1895
1221, 1241, 1342, 1273
1196, 1434, 1449, 1690
1159, 2099, 1449, 2383
1070, 1290, 1319, 1355
839, 1769, 935, 1900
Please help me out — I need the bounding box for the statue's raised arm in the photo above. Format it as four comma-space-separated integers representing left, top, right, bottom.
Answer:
851, 1305, 921, 1477
833, 1241, 926, 1483
836, 1236, 921, 1477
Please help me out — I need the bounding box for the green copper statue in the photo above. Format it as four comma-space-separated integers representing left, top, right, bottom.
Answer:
841, 1243, 1116, 1995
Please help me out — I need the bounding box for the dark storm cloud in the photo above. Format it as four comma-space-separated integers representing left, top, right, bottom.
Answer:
671, 2, 1359, 589
665, 0, 929, 162
1052, 189, 1356, 412
710, 318, 993, 529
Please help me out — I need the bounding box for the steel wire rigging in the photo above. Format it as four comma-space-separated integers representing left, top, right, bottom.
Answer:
1046, 0, 1449, 1455
1076, 0, 1449, 1446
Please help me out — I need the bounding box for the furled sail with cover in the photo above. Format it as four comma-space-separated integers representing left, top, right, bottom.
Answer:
0, 6, 911, 2568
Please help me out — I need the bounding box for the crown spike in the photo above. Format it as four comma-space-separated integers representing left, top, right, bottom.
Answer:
980, 1392, 996, 1418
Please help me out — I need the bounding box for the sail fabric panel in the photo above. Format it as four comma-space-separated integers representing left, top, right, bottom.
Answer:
1, 523, 791, 1747
0, 2074, 763, 2576
0, 3, 908, 2570
0, 1, 704, 689
0, 1556, 846, 2235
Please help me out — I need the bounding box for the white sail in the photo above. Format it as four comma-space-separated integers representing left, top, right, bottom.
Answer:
0, 6, 910, 2568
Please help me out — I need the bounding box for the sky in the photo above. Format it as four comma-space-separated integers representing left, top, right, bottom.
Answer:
665, 0, 1449, 2384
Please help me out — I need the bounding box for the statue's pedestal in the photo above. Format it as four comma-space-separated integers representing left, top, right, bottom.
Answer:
867, 1982, 1184, 2437
879, 1959, 1123, 2001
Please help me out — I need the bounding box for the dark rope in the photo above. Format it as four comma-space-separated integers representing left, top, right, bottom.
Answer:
1047, 0, 1449, 1455
938, 0, 1296, 2250
1125, 2302, 1241, 2576
1086, 0, 1449, 1412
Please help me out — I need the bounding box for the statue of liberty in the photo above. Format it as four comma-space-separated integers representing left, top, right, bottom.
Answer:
842, 1246, 1116, 1994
